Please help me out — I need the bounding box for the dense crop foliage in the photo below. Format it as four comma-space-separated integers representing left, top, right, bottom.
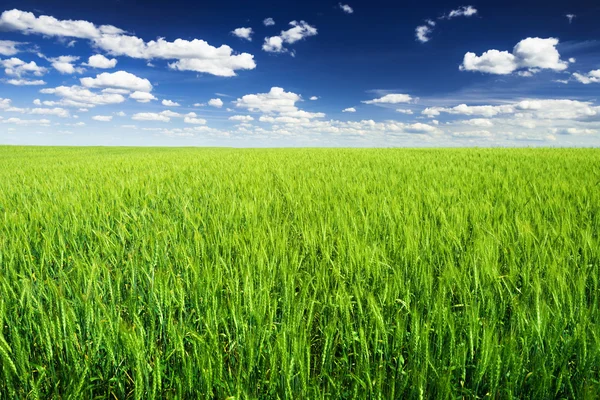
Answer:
0, 147, 599, 398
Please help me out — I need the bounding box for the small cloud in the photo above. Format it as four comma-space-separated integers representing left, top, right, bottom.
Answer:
566, 14, 576, 24
114, 111, 126, 117
232, 27, 253, 41
162, 99, 181, 107
396, 108, 414, 114
342, 107, 356, 113
444, 6, 478, 19
363, 94, 413, 104
208, 98, 223, 108
416, 25, 433, 43
339, 3, 354, 14
92, 115, 112, 122
263, 17, 275, 26
193, 103, 206, 107
309, 96, 319, 101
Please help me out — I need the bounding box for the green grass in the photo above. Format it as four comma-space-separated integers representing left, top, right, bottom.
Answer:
0, 146, 599, 398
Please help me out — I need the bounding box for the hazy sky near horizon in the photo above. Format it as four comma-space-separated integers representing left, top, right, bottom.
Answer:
0, 0, 599, 146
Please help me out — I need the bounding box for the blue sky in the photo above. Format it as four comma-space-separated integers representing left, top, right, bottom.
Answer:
0, 0, 599, 146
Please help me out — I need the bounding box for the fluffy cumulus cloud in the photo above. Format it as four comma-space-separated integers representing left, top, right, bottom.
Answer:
80, 70, 153, 92
232, 27, 253, 41
0, 9, 256, 77
132, 112, 170, 122
85, 54, 117, 68
48, 55, 85, 74
263, 18, 275, 26
573, 70, 600, 84
162, 99, 180, 107
92, 115, 112, 121
235, 87, 325, 119
342, 107, 356, 113
423, 99, 600, 121
229, 115, 254, 122
263, 21, 317, 53
309, 96, 319, 101
362, 94, 413, 105
131, 110, 198, 123
5, 78, 46, 85
208, 98, 224, 108
460, 37, 569, 75
339, 3, 354, 14
129, 91, 157, 103
40, 85, 126, 108
0, 40, 24, 56
184, 116, 207, 125
1, 57, 47, 77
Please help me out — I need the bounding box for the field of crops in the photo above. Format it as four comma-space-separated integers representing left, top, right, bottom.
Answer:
0, 147, 599, 398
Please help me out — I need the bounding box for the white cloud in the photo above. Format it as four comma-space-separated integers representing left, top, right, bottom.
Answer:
132, 112, 170, 122
415, 25, 433, 43
573, 70, 600, 84
450, 130, 493, 138
0, 9, 256, 77
229, 115, 254, 122
404, 123, 439, 134
85, 54, 117, 68
263, 18, 275, 26
102, 88, 130, 94
262, 36, 285, 53
445, 6, 478, 19
339, 3, 354, 14
1, 117, 50, 125
0, 98, 13, 109
3, 104, 70, 117
160, 110, 182, 118
416, 6, 475, 44
423, 99, 600, 121
263, 21, 317, 53
40, 85, 126, 107
92, 115, 112, 121
460, 37, 568, 75
193, 103, 206, 107
552, 127, 596, 135
81, 70, 153, 92
566, 14, 576, 24
232, 27, 253, 41
0, 9, 124, 39
130, 91, 157, 103
461, 118, 494, 127
114, 111, 126, 117
48, 55, 85, 74
208, 98, 223, 108
362, 94, 413, 104
396, 108, 414, 114
184, 116, 207, 124
5, 78, 46, 85
569, 57, 576, 63
342, 107, 356, 113
1, 57, 47, 77
309, 96, 319, 101
235, 87, 325, 119
0, 40, 24, 56
162, 99, 180, 107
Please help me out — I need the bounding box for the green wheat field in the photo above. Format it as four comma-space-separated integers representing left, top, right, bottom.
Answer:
0, 147, 599, 398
